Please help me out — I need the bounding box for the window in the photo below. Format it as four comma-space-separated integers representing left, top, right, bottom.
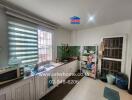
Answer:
38, 30, 52, 62
8, 20, 38, 64
8, 19, 52, 64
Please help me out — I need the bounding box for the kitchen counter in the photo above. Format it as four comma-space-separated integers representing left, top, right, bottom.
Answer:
0, 60, 79, 100
21, 62, 65, 80
26, 62, 64, 77
27, 60, 77, 77
0, 60, 77, 89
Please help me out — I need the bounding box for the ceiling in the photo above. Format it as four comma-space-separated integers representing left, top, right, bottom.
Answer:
6, 0, 132, 31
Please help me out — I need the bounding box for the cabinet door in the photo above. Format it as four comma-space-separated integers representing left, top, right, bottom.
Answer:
0, 87, 12, 100
52, 66, 64, 85
51, 70, 58, 86
69, 60, 78, 74
64, 64, 71, 79
35, 74, 48, 100
66, 63, 73, 76
72, 60, 78, 73
11, 78, 35, 100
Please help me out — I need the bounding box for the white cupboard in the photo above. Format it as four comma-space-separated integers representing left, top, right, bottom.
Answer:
0, 77, 35, 100
35, 60, 78, 100
0, 86, 12, 100
0, 60, 78, 100
11, 77, 35, 100
35, 73, 48, 100
67, 60, 78, 75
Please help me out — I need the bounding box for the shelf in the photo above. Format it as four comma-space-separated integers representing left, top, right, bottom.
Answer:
81, 67, 92, 70
103, 49, 122, 59
80, 60, 87, 62
101, 68, 109, 70
101, 37, 123, 76
102, 57, 122, 62
104, 48, 122, 49
103, 37, 123, 48
101, 68, 120, 72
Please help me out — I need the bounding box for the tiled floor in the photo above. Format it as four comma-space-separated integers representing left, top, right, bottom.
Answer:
64, 77, 132, 100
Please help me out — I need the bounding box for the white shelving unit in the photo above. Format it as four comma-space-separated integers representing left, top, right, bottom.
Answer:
80, 46, 98, 79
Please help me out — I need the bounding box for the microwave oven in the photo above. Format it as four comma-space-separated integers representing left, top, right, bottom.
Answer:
0, 67, 24, 85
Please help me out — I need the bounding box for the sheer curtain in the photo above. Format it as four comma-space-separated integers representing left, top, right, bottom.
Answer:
38, 29, 52, 63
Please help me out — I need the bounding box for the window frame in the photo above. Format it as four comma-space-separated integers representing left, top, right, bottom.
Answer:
38, 29, 53, 63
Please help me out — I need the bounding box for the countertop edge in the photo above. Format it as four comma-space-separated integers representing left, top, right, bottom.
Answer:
0, 60, 78, 89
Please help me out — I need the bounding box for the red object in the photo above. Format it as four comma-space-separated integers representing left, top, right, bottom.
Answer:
71, 20, 80, 22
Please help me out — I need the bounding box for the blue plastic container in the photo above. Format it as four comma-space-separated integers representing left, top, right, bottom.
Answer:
116, 73, 128, 90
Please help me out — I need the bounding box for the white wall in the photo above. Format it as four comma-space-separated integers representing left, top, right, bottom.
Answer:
71, 20, 132, 88
0, 7, 8, 67
53, 28, 71, 61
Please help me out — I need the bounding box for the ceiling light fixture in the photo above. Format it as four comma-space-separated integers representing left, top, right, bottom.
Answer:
88, 15, 95, 22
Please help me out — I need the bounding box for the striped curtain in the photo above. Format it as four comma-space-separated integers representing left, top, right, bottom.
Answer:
8, 20, 38, 64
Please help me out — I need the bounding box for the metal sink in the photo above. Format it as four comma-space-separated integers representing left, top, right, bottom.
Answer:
37, 64, 54, 73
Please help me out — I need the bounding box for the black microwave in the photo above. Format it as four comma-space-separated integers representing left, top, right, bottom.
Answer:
0, 67, 24, 85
